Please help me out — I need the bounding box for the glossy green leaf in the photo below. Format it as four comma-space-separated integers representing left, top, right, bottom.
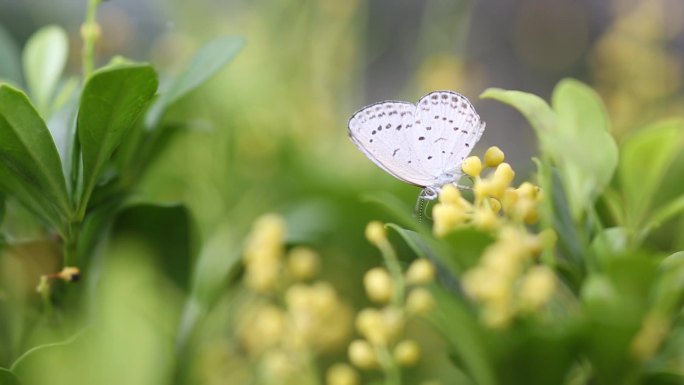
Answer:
145, 36, 245, 128
551, 79, 618, 219
0, 26, 21, 85
619, 119, 684, 232
76, 64, 158, 217
21, 25, 68, 115
0, 84, 71, 229
0, 368, 20, 385
480, 88, 556, 135
483, 80, 618, 220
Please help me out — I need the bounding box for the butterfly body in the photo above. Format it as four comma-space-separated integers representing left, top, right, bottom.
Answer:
348, 90, 485, 199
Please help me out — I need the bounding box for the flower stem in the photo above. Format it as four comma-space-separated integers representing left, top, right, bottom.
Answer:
82, 0, 102, 78
377, 344, 401, 385
378, 238, 405, 307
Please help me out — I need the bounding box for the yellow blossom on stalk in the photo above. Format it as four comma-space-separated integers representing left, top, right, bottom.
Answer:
364, 267, 394, 304
326, 363, 360, 385
243, 214, 287, 293
406, 288, 435, 315
356, 307, 404, 346
287, 246, 320, 280
461, 156, 483, 177
405, 259, 436, 285
439, 184, 464, 206
432, 203, 468, 237
484, 146, 505, 167
518, 266, 556, 311
285, 282, 352, 352
348, 339, 378, 369
237, 304, 286, 355
393, 340, 421, 367
365, 221, 387, 245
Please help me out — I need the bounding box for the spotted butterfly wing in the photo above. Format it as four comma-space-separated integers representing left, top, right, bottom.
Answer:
409, 91, 485, 183
348, 91, 485, 189
348, 101, 435, 187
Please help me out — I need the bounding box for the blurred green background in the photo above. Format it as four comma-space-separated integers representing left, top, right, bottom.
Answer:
1, 0, 683, 384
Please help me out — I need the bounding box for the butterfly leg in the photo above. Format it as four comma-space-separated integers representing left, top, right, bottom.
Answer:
414, 187, 439, 222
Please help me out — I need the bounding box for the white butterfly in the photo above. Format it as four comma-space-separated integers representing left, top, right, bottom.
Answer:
348, 90, 485, 201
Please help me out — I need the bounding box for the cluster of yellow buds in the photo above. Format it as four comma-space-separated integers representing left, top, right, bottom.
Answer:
237, 214, 354, 383
326, 222, 438, 385
460, 223, 557, 328
432, 147, 558, 328
432, 146, 543, 237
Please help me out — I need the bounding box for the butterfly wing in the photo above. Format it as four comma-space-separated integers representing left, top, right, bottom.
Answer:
409, 91, 485, 180
348, 101, 437, 187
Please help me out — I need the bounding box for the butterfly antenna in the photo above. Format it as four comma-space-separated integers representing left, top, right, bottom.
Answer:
414, 188, 437, 223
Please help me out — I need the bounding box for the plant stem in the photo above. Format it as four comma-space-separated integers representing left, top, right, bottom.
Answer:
378, 238, 405, 306
377, 344, 401, 385
63, 221, 81, 266
82, 0, 102, 78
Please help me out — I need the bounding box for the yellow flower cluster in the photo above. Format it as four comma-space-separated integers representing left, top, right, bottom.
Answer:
432, 146, 542, 236
335, 222, 437, 380
237, 214, 354, 383
460, 226, 557, 328
433, 147, 558, 328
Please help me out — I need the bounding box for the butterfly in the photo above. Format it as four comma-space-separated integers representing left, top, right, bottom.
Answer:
347, 90, 485, 205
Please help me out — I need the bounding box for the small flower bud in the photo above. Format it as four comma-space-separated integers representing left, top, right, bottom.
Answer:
326, 363, 360, 385
484, 146, 505, 167
406, 288, 436, 315
287, 247, 320, 280
348, 340, 377, 369
365, 221, 387, 245
493, 163, 515, 188
363, 267, 393, 304
488, 198, 502, 213
461, 156, 483, 177
405, 259, 436, 285
432, 203, 468, 237
518, 266, 556, 311
473, 208, 499, 231
439, 184, 462, 205
393, 340, 421, 367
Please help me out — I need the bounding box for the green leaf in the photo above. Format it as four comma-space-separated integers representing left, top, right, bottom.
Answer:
483, 80, 618, 220
386, 223, 461, 291
76, 64, 158, 217
480, 88, 556, 135
112, 203, 197, 290
429, 288, 496, 385
619, 119, 684, 232
0, 84, 71, 230
145, 36, 245, 128
0, 368, 20, 385
21, 25, 68, 115
550, 79, 618, 219
0, 26, 21, 85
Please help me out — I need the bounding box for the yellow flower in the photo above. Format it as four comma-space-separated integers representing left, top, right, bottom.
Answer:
287, 247, 320, 280
406, 288, 435, 315
462, 156, 483, 177
432, 203, 468, 237
363, 267, 393, 304
484, 146, 505, 167
326, 363, 360, 385
393, 340, 421, 367
439, 184, 463, 205
348, 339, 378, 369
405, 259, 436, 285
518, 266, 556, 311
365, 221, 387, 245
